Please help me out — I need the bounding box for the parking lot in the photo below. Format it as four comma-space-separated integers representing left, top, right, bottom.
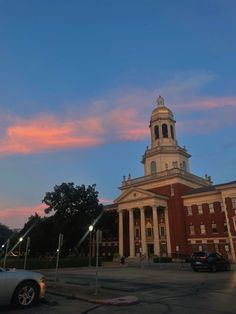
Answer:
1, 262, 236, 314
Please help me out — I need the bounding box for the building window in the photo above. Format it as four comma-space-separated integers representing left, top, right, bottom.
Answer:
202, 244, 208, 251
231, 197, 236, 209
135, 227, 140, 238
209, 203, 214, 213
159, 225, 165, 237
214, 243, 219, 252
191, 244, 198, 252
189, 224, 195, 235
146, 228, 153, 237
211, 222, 217, 233
200, 223, 206, 234
150, 161, 157, 174
154, 125, 159, 139
220, 202, 224, 212
170, 125, 174, 139
198, 204, 203, 214
182, 161, 187, 172
225, 244, 230, 253
187, 206, 192, 215
162, 124, 168, 138
224, 221, 228, 233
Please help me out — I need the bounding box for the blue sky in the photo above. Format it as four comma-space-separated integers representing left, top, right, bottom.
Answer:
0, 0, 235, 228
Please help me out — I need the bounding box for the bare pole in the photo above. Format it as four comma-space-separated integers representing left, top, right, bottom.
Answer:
95, 229, 101, 295
23, 237, 31, 270
3, 239, 10, 268
55, 233, 63, 283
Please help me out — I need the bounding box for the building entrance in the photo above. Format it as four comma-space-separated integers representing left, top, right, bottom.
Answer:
148, 244, 154, 257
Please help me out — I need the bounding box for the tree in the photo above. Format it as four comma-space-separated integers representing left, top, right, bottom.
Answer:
0, 222, 13, 244
42, 182, 103, 255
0, 223, 13, 257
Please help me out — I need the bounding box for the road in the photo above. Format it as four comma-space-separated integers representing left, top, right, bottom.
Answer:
1, 263, 236, 313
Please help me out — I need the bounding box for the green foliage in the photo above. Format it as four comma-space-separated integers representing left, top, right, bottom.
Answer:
97, 210, 118, 240
18, 183, 103, 257
4, 256, 94, 269
0, 223, 13, 243
43, 182, 102, 219
153, 255, 172, 263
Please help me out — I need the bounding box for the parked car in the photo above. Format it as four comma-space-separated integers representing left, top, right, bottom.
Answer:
0, 267, 45, 308
190, 252, 231, 272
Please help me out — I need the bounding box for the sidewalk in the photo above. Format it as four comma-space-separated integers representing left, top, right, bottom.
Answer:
46, 277, 138, 306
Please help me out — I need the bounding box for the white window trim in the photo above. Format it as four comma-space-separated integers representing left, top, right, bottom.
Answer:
209, 203, 214, 213
233, 216, 236, 231
200, 224, 206, 234
198, 204, 203, 214
232, 197, 236, 209
187, 206, 192, 216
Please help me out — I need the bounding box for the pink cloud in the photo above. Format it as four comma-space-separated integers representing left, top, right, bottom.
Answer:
173, 96, 236, 112
0, 203, 46, 229
0, 105, 149, 156
99, 197, 113, 204
0, 73, 235, 156
0, 114, 105, 156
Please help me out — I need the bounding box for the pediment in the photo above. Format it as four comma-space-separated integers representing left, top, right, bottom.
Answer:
114, 187, 163, 204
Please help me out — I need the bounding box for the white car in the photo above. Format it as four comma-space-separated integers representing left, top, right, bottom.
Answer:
0, 267, 45, 308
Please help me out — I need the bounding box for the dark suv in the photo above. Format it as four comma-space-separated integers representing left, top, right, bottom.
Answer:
190, 252, 231, 272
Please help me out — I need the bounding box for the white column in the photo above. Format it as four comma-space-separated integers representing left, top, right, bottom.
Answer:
129, 208, 135, 257
152, 206, 160, 255
140, 207, 147, 255
119, 210, 124, 256
164, 208, 171, 255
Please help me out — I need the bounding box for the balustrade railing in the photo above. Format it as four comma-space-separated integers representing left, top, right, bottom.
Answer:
122, 168, 210, 187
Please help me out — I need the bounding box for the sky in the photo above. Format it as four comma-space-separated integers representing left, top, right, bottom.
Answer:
0, 0, 236, 229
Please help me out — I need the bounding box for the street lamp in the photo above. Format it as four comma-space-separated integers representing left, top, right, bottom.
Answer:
18, 237, 23, 258
88, 225, 94, 267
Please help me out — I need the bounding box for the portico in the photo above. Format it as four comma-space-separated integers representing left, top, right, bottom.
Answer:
115, 188, 169, 257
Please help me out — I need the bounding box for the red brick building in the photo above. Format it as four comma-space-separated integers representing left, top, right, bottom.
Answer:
101, 97, 236, 261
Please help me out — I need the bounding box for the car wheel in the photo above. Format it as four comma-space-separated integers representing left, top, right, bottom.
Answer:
12, 280, 39, 308
210, 264, 217, 272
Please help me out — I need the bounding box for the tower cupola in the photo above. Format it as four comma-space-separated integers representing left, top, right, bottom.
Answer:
150, 96, 177, 148
142, 97, 191, 176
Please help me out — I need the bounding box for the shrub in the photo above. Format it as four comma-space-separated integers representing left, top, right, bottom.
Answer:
3, 256, 102, 269
152, 255, 172, 263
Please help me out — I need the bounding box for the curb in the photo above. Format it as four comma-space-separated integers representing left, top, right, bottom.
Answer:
46, 286, 139, 306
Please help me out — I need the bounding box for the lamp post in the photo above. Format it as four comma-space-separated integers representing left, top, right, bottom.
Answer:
88, 225, 94, 267
18, 237, 23, 259
23, 237, 30, 270
3, 239, 10, 268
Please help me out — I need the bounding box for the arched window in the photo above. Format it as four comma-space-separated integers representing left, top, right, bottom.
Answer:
154, 125, 159, 139
170, 125, 174, 139
162, 124, 168, 138
150, 161, 157, 174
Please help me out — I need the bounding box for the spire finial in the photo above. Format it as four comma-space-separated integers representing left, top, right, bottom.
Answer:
157, 95, 165, 107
